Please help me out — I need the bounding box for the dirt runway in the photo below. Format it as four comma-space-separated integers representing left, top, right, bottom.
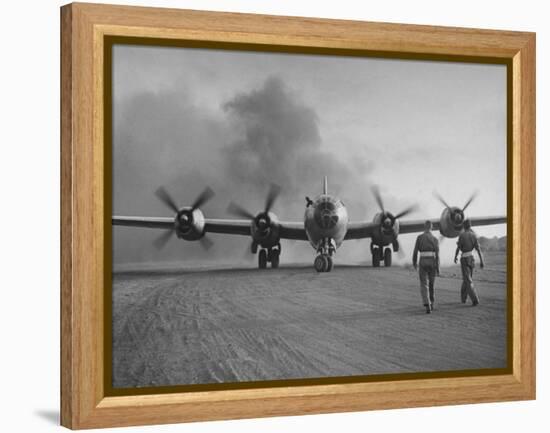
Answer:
112, 252, 507, 388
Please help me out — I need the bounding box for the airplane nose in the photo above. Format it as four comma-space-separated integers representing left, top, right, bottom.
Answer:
315, 209, 338, 229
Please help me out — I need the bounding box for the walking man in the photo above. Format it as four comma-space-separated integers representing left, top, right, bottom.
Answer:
412, 220, 440, 314
454, 219, 484, 306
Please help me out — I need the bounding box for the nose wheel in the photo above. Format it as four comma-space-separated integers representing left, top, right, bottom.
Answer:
315, 238, 336, 272
314, 254, 333, 272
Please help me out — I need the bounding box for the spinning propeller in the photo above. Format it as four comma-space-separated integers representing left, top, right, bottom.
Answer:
372, 186, 418, 231
372, 186, 419, 258
227, 183, 282, 254
434, 190, 478, 227
152, 185, 215, 250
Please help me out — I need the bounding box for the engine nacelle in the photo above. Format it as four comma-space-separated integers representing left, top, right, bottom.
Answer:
371, 211, 400, 245
175, 207, 206, 241
251, 211, 280, 247
439, 207, 465, 238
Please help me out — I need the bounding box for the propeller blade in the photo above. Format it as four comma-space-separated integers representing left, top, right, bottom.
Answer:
199, 235, 214, 250
433, 192, 452, 210
153, 229, 174, 250
227, 202, 255, 220
191, 186, 215, 210
155, 186, 179, 213
264, 183, 281, 213
395, 204, 419, 220
371, 185, 385, 212
462, 190, 478, 212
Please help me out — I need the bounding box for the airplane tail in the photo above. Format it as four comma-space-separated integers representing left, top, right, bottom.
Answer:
323, 176, 328, 195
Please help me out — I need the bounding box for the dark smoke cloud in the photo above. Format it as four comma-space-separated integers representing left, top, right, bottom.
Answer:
222, 77, 321, 191
113, 76, 375, 266
221, 77, 374, 215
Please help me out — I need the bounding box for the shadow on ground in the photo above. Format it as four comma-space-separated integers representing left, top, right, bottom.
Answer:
34, 409, 58, 425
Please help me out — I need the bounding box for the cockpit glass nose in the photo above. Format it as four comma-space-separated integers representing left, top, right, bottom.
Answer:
318, 201, 336, 212
314, 199, 339, 229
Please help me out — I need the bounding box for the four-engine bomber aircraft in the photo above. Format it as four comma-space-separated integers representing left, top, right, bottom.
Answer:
113, 177, 506, 272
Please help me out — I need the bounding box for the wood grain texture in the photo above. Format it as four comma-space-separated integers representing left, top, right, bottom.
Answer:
516, 35, 536, 396
60, 2, 536, 429
60, 4, 73, 429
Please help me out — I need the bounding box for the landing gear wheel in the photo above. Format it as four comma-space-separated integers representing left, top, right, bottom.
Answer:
271, 249, 280, 268
258, 249, 267, 269
314, 255, 328, 273
325, 255, 333, 272
372, 248, 381, 268
384, 248, 392, 267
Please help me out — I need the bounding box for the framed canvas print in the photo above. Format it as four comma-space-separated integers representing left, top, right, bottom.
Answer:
60, 2, 535, 429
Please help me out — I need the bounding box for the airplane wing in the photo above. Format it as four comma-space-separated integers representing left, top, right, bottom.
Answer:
112, 216, 308, 240
398, 215, 506, 234
204, 219, 251, 236
397, 218, 441, 234
344, 221, 378, 240
344, 215, 506, 240
112, 216, 174, 229
112, 216, 251, 235
279, 221, 309, 240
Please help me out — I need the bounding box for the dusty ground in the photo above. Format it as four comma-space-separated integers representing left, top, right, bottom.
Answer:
112, 252, 507, 388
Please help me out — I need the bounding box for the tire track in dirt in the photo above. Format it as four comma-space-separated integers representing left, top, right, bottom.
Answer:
112, 253, 507, 388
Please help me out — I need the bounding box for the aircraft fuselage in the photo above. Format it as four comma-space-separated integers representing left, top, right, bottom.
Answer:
304, 194, 349, 251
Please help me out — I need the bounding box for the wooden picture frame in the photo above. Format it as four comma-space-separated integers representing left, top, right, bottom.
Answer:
60, 2, 535, 429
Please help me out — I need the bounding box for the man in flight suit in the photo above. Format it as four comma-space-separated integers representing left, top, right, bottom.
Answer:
454, 219, 484, 306
412, 220, 440, 314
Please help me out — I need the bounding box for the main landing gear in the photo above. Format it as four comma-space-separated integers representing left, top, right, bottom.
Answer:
371, 243, 393, 267
314, 238, 336, 273
257, 243, 281, 269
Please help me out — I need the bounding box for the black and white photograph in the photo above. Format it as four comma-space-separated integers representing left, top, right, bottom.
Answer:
2, 0, 546, 431
110, 43, 508, 389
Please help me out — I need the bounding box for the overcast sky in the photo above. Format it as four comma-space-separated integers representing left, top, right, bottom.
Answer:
112, 44, 507, 266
